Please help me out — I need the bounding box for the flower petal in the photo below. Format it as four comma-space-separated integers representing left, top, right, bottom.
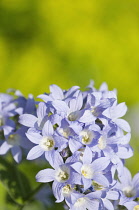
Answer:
71, 162, 82, 174
37, 102, 47, 121
69, 91, 83, 112
11, 146, 22, 163
36, 168, 55, 183
82, 146, 92, 164
19, 114, 37, 127
52, 100, 69, 114
69, 138, 82, 153
114, 119, 131, 132
45, 150, 63, 168
27, 145, 44, 160
50, 84, 64, 100
103, 198, 114, 210
92, 157, 110, 172
82, 177, 92, 190
26, 130, 42, 144
0, 141, 11, 155
117, 146, 133, 159
93, 173, 109, 187
52, 181, 64, 202
42, 120, 54, 136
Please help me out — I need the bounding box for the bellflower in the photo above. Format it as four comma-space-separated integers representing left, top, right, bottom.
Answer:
118, 167, 139, 205
0, 81, 135, 209
26, 120, 67, 167
71, 147, 111, 191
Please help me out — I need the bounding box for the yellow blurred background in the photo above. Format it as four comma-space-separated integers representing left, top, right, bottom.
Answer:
0, 0, 139, 209
0, 0, 139, 104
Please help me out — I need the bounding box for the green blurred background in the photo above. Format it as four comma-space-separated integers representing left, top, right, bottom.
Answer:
0, 0, 139, 209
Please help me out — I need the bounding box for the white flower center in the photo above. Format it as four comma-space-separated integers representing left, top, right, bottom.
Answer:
91, 106, 98, 116
98, 136, 107, 150
74, 197, 88, 207
55, 165, 70, 183
81, 164, 94, 179
7, 134, 20, 146
59, 128, 70, 138
68, 111, 79, 121
122, 186, 136, 198
80, 130, 94, 145
62, 184, 72, 196
39, 136, 55, 151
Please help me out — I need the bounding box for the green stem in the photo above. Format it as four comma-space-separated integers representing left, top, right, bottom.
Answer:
14, 164, 26, 198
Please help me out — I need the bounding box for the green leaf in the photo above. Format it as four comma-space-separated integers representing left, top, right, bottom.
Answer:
0, 156, 31, 206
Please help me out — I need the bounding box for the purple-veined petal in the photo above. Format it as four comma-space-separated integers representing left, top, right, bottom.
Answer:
106, 190, 119, 200
19, 114, 37, 127
124, 201, 138, 210
3, 125, 14, 137
53, 151, 63, 168
36, 168, 55, 183
70, 193, 83, 205
54, 136, 67, 152
0, 141, 11, 155
87, 191, 102, 199
91, 157, 110, 172
66, 151, 80, 164
69, 138, 82, 153
52, 100, 69, 114
83, 198, 100, 210
3, 103, 16, 114
102, 108, 111, 119
79, 110, 96, 123
64, 86, 80, 99
115, 133, 131, 145
82, 146, 92, 164
15, 107, 23, 115
37, 102, 47, 121
119, 167, 132, 185
11, 146, 22, 163
26, 131, 42, 144
103, 198, 114, 210
103, 103, 127, 119
99, 82, 108, 91
133, 172, 139, 189
42, 120, 54, 136
103, 90, 117, 101
93, 173, 109, 187
69, 122, 82, 134
82, 177, 92, 190
50, 84, 64, 100
45, 150, 63, 168
114, 119, 131, 132
71, 162, 82, 174
117, 146, 133, 159
52, 181, 64, 202
69, 91, 83, 112
27, 145, 44, 160
70, 172, 82, 185
37, 94, 51, 102
113, 102, 127, 118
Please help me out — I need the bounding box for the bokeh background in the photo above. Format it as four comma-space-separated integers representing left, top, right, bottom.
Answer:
0, 0, 139, 209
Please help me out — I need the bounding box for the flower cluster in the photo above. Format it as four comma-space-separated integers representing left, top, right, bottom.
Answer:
0, 82, 139, 210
